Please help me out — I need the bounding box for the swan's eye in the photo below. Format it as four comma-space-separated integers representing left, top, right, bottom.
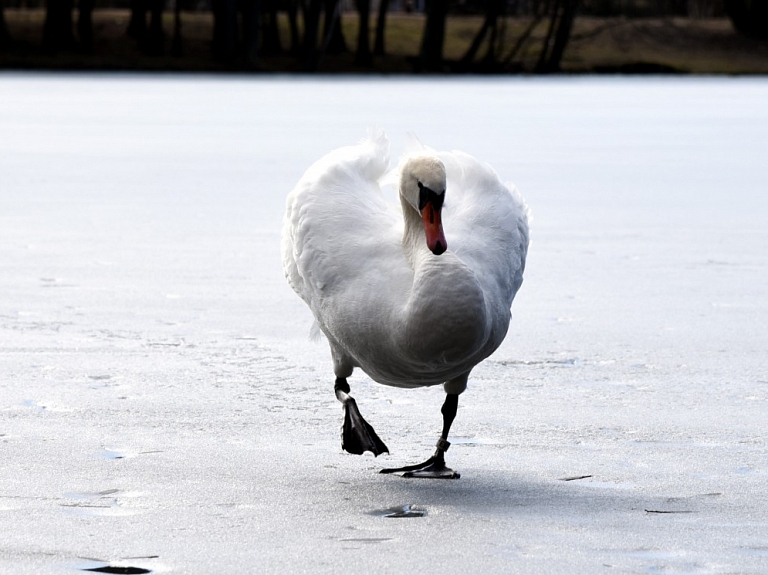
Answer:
418, 183, 445, 211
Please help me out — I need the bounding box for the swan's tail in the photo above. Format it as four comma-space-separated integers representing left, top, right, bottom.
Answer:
359, 127, 389, 181
402, 132, 427, 156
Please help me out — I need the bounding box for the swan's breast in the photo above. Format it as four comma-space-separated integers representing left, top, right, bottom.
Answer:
359, 255, 507, 387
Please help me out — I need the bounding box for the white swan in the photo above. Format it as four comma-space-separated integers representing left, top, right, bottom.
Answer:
282, 130, 529, 478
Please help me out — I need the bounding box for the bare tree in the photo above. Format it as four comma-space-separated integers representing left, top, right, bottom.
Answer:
43, 0, 76, 54
171, 0, 183, 55
145, 0, 165, 55
503, 0, 550, 66
243, 0, 262, 65
261, 0, 283, 56
461, 0, 505, 65
212, 0, 238, 63
127, 0, 166, 55
419, 0, 449, 71
301, 0, 323, 69
286, 0, 302, 54
355, 0, 372, 65
373, 0, 390, 56
323, 0, 348, 54
535, 0, 579, 72
0, 0, 11, 50
127, 0, 147, 41
77, 0, 95, 53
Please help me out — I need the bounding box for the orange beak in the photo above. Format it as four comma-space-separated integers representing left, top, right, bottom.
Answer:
421, 201, 447, 256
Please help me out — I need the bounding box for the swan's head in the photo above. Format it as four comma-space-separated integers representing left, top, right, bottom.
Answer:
400, 156, 447, 256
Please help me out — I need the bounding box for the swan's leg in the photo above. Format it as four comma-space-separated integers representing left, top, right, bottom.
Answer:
380, 391, 462, 479
334, 378, 389, 456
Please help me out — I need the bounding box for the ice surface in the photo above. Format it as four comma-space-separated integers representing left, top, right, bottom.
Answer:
1, 74, 767, 574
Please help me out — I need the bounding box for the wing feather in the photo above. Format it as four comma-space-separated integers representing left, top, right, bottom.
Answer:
282, 130, 398, 309
438, 150, 530, 307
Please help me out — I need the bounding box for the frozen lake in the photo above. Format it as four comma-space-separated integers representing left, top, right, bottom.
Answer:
1, 74, 767, 574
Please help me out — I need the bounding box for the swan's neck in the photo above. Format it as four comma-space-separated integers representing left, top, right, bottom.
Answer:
398, 194, 490, 362
400, 194, 432, 268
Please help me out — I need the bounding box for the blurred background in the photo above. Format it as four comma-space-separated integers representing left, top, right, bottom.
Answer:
0, 0, 766, 73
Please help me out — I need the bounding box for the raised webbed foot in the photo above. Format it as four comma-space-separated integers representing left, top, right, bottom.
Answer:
341, 396, 389, 456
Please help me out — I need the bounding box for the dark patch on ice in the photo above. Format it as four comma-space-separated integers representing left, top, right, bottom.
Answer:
559, 475, 593, 482
340, 538, 392, 544
99, 449, 126, 460
88, 375, 112, 381
450, 436, 497, 446
492, 358, 578, 368
146, 340, 184, 347
644, 509, 695, 514
82, 567, 151, 574
98, 449, 163, 460
370, 504, 426, 518
65, 489, 121, 499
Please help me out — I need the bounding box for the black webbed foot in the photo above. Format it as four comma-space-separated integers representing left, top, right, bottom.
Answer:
341, 396, 389, 456
380, 457, 460, 479
335, 377, 388, 456
380, 438, 460, 479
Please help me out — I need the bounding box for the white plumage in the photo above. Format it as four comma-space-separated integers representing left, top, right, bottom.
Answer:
282, 130, 529, 476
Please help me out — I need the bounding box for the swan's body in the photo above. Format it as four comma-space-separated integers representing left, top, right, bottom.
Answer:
282, 131, 529, 477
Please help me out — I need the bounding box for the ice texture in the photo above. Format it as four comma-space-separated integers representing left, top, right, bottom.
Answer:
1, 74, 767, 574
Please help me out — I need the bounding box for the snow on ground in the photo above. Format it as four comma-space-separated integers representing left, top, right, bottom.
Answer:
1, 74, 767, 574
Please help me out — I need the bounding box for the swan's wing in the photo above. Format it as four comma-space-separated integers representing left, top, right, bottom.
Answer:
282, 130, 400, 310
438, 150, 530, 307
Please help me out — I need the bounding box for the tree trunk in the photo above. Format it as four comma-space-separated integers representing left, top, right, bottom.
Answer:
354, 0, 372, 65
78, 0, 95, 53
503, 0, 548, 65
212, 0, 238, 63
127, 0, 147, 40
171, 0, 182, 55
418, 0, 448, 71
462, 0, 504, 64
534, 0, 560, 72
301, 0, 323, 70
287, 0, 301, 54
261, 0, 282, 55
145, 0, 165, 55
482, 16, 498, 63
43, 0, 76, 53
541, 0, 578, 71
373, 0, 389, 56
323, 0, 347, 54
243, 0, 262, 65
1, 0, 11, 50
